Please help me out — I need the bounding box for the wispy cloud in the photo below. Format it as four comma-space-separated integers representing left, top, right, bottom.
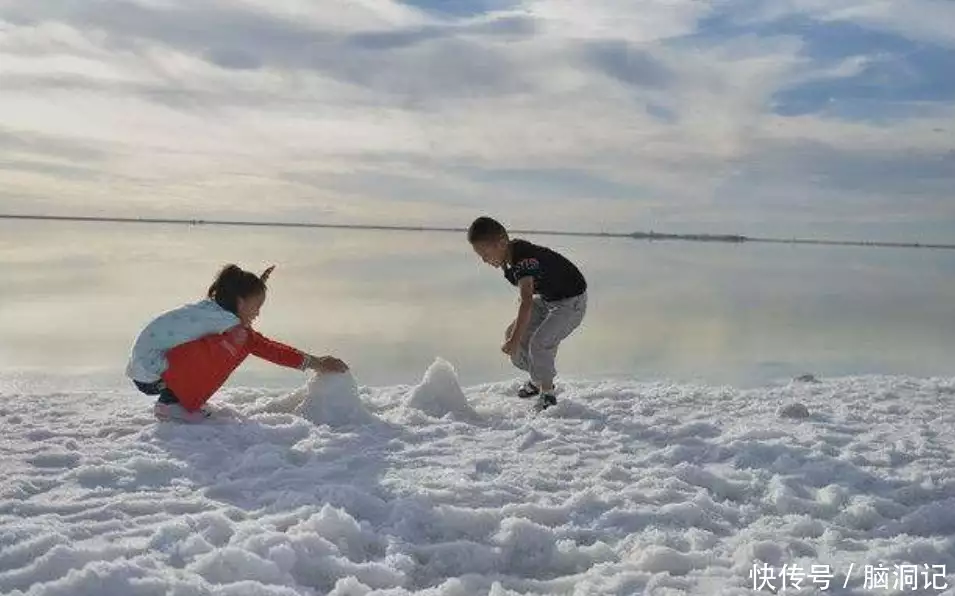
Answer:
0, 0, 951, 241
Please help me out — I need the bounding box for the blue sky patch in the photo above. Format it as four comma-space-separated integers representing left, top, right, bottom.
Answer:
682, 10, 955, 121
396, 0, 517, 18
772, 42, 955, 118
646, 103, 677, 124
585, 40, 672, 90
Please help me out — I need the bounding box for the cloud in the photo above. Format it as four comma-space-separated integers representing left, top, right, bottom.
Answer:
0, 0, 951, 242
0, 125, 107, 160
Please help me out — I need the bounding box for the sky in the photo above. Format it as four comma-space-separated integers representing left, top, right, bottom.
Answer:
1, 0, 954, 242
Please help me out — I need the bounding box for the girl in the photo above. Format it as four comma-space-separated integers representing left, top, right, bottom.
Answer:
126, 263, 349, 422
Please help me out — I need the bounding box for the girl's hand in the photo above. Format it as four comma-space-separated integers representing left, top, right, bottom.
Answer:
308, 355, 349, 374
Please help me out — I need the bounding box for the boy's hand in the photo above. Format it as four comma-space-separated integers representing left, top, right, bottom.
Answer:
308, 355, 349, 374
501, 336, 519, 356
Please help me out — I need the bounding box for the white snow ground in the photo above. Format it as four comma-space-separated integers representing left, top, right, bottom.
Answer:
2, 360, 955, 596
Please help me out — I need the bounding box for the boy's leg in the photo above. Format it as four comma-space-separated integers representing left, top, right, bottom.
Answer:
528, 293, 587, 395
509, 296, 549, 374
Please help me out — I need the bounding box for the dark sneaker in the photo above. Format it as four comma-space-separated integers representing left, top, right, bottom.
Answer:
534, 393, 557, 412
518, 381, 540, 399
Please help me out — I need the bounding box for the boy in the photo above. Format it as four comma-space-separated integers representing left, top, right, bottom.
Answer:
468, 216, 588, 411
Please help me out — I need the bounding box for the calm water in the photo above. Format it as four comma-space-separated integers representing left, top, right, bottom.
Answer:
1, 221, 953, 393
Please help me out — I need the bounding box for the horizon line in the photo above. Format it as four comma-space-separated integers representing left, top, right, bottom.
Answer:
1, 213, 953, 251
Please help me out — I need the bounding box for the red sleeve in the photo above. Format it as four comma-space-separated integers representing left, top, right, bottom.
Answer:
248, 330, 307, 369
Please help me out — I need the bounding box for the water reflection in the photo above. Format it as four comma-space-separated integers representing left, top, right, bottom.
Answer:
1, 221, 952, 393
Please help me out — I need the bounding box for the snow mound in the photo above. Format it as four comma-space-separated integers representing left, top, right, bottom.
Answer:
778, 402, 811, 419
406, 358, 479, 421
292, 371, 377, 427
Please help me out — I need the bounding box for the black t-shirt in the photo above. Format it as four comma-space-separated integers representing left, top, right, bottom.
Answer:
503, 239, 587, 301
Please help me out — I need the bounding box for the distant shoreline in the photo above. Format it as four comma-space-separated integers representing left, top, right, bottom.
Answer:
2, 213, 953, 251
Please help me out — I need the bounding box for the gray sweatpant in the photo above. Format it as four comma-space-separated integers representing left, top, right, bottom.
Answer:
509, 292, 587, 386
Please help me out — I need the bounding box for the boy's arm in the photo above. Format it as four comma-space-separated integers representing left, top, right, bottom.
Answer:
508, 277, 536, 341
248, 330, 308, 370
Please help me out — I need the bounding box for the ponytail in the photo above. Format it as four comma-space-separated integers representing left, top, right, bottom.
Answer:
207, 263, 267, 315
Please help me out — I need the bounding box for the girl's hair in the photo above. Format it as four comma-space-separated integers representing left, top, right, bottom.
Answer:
207, 264, 267, 314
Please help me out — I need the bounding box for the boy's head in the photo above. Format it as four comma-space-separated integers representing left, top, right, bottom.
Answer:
468, 216, 510, 267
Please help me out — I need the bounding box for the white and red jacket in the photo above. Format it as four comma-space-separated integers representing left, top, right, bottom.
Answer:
126, 299, 306, 411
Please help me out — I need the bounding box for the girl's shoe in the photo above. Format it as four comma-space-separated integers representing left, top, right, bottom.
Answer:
154, 401, 212, 423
